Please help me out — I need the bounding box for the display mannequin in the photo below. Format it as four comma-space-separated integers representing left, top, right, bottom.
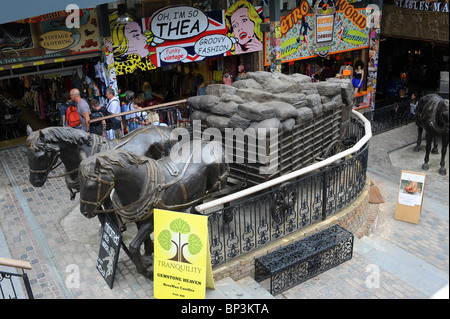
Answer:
339, 59, 353, 79
352, 60, 364, 94
236, 65, 247, 81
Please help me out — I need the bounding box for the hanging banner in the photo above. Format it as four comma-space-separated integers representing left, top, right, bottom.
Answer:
120, 1, 264, 73
154, 209, 214, 299
264, 1, 371, 65
0, 8, 100, 66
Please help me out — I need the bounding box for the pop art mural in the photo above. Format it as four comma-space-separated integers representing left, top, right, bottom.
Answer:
264, 0, 371, 66
111, 1, 264, 76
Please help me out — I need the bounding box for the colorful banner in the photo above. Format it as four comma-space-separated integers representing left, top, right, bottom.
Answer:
154, 209, 214, 299
264, 3, 370, 65
111, 1, 264, 75
0, 9, 100, 66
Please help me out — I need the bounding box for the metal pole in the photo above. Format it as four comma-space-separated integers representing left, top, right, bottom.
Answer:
269, 0, 281, 73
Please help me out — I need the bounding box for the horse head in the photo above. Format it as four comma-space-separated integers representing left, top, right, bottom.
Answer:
79, 154, 115, 219
26, 128, 60, 187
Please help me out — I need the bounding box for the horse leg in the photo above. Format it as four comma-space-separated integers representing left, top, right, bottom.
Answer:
136, 220, 154, 268
414, 126, 423, 152
129, 220, 153, 279
432, 135, 439, 154
438, 135, 448, 175
422, 132, 432, 171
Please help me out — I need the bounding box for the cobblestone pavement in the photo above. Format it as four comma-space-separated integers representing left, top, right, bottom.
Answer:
0, 122, 448, 299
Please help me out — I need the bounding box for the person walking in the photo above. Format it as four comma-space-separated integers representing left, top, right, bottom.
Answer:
58, 91, 70, 127
89, 99, 107, 137
125, 91, 143, 133
69, 88, 91, 132
408, 93, 418, 122
105, 88, 123, 139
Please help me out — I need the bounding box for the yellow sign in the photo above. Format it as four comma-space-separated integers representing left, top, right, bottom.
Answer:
154, 209, 214, 299
40, 30, 75, 50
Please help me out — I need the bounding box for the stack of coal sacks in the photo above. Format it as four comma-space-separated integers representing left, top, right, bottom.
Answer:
186, 71, 354, 184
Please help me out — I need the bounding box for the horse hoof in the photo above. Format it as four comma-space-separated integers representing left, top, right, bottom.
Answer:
145, 270, 154, 280
438, 168, 447, 176
432, 149, 439, 155
142, 254, 153, 268
413, 146, 421, 152
422, 163, 429, 170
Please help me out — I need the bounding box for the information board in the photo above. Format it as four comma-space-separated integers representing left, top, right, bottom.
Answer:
97, 216, 122, 289
154, 209, 215, 299
394, 170, 426, 224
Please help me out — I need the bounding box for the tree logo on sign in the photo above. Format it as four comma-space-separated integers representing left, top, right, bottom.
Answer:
157, 218, 203, 264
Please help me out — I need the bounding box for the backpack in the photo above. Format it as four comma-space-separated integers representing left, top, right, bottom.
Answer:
66, 104, 81, 128
99, 106, 121, 130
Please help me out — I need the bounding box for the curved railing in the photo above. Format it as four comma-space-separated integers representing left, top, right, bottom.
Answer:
195, 110, 372, 267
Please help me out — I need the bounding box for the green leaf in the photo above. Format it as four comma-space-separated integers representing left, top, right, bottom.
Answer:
187, 234, 203, 255
157, 230, 172, 250
170, 218, 190, 234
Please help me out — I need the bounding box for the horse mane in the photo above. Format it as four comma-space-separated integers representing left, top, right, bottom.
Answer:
27, 127, 94, 151
80, 149, 151, 179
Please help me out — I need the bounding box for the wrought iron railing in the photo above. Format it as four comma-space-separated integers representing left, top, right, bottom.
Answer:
202, 114, 370, 267
0, 257, 34, 299
366, 99, 415, 135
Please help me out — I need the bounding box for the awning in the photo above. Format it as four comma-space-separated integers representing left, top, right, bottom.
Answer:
0, 0, 112, 25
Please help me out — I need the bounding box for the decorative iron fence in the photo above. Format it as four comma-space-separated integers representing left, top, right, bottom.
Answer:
205, 116, 369, 267
0, 268, 34, 299
366, 99, 415, 135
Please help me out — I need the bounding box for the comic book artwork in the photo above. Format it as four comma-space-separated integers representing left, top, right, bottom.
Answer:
110, 1, 264, 75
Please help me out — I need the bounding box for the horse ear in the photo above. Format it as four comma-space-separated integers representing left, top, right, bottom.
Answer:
38, 130, 44, 140
26, 125, 33, 136
80, 150, 87, 161
95, 158, 102, 171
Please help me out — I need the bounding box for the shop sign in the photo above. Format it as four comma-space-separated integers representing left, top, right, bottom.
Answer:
265, 3, 370, 65
280, 1, 310, 37
315, 1, 336, 57
335, 0, 367, 29
341, 29, 367, 45
39, 30, 78, 51
110, 1, 263, 74
149, 6, 209, 46
96, 216, 122, 289
394, 0, 449, 12
0, 9, 100, 66
154, 209, 214, 299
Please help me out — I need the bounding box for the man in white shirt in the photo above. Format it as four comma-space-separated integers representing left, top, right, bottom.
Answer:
105, 88, 123, 139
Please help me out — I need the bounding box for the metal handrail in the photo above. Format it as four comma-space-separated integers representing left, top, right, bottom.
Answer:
0, 257, 34, 299
195, 109, 372, 213
89, 99, 187, 123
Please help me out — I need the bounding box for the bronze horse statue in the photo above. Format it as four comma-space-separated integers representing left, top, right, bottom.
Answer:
413, 94, 449, 175
26, 125, 174, 199
78, 141, 229, 278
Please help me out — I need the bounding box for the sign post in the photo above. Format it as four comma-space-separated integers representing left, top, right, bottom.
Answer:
96, 215, 122, 289
394, 170, 426, 224
154, 209, 215, 299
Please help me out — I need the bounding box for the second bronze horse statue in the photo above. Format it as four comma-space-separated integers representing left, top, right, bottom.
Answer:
78, 141, 229, 278
414, 94, 449, 175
